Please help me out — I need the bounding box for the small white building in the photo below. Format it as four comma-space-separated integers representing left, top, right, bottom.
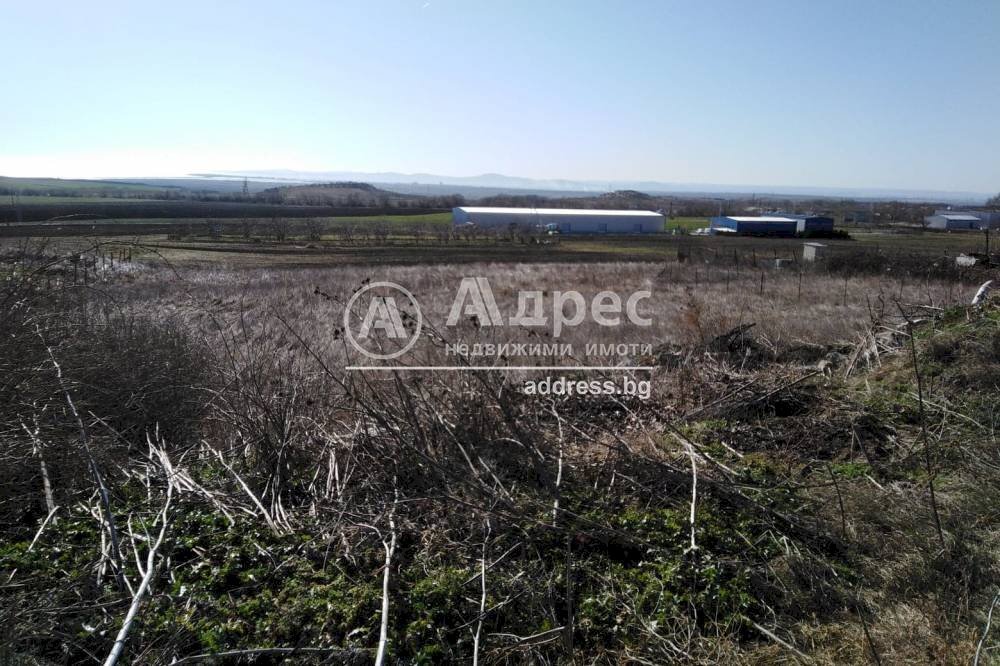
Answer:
452, 207, 664, 233
802, 242, 827, 262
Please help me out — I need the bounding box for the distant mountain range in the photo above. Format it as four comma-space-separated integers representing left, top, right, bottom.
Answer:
193, 170, 993, 204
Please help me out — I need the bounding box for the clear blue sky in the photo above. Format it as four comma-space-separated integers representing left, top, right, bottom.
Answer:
2, 0, 998, 193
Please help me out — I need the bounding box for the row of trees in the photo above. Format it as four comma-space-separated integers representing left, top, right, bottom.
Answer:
474, 192, 941, 223
165, 217, 566, 245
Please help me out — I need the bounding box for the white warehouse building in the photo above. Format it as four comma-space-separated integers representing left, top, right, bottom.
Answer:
925, 210, 1000, 231
452, 207, 664, 234
925, 213, 985, 231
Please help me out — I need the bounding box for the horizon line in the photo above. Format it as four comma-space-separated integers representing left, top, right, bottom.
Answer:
1, 170, 990, 201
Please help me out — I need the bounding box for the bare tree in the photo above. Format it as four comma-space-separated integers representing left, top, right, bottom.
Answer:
268, 216, 290, 242
303, 218, 324, 242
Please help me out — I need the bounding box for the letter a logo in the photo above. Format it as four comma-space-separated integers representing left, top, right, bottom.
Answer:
344, 281, 423, 361
359, 297, 407, 338
446, 277, 504, 326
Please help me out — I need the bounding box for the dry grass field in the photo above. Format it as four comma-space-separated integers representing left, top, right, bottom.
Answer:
3, 236, 1000, 664
112, 259, 966, 372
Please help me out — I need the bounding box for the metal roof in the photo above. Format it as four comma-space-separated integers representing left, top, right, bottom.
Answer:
936, 214, 982, 221
723, 216, 798, 223
455, 207, 662, 217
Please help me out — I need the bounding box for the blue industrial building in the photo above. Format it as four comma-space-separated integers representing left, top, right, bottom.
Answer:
710, 215, 833, 236
777, 213, 835, 234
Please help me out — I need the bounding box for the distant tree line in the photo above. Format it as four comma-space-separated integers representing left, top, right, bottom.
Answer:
0, 187, 188, 199
471, 190, 961, 226
7, 179, 991, 226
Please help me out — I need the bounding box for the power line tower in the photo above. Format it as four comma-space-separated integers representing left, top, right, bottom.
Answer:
242, 177, 250, 198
